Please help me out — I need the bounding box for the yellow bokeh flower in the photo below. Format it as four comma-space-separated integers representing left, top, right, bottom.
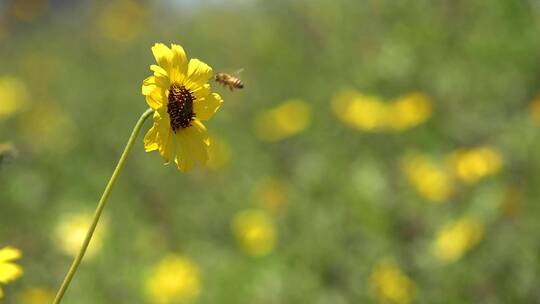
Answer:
253, 177, 288, 214
95, 0, 147, 44
432, 216, 484, 263
332, 90, 387, 132
386, 93, 432, 131
142, 43, 224, 172
448, 146, 503, 184
54, 213, 106, 259
232, 209, 276, 257
145, 254, 201, 304
370, 261, 415, 304
332, 89, 432, 132
0, 76, 29, 119
254, 99, 311, 141
17, 287, 54, 304
0, 246, 23, 299
401, 153, 453, 203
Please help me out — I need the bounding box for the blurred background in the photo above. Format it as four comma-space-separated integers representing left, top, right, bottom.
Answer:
1, 0, 540, 303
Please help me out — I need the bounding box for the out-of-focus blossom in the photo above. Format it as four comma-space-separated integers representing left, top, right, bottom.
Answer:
401, 153, 453, 203
432, 216, 484, 263
232, 209, 276, 257
253, 177, 288, 214
332, 90, 387, 132
448, 146, 503, 184
17, 287, 54, 304
370, 260, 415, 304
17, 102, 76, 153
54, 212, 106, 259
206, 135, 232, 171
254, 99, 311, 141
7, 0, 48, 22
145, 254, 201, 304
95, 0, 148, 44
386, 93, 432, 131
332, 89, 432, 132
0, 246, 23, 299
529, 94, 540, 123
0, 76, 29, 119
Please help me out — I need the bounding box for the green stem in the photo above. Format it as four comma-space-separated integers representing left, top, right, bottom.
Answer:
53, 108, 154, 304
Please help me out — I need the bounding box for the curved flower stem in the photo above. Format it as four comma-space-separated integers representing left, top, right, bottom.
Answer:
53, 108, 154, 304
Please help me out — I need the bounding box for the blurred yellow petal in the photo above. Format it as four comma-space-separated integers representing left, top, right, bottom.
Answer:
145, 254, 201, 303
433, 216, 484, 263
54, 213, 107, 259
17, 287, 54, 304
370, 261, 415, 304
448, 146, 503, 184
0, 263, 23, 283
232, 209, 276, 257
194, 93, 223, 121
401, 153, 453, 203
0, 76, 29, 119
255, 99, 311, 141
386, 92, 432, 131
0, 246, 21, 262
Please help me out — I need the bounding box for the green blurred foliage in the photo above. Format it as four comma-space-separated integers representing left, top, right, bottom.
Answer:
1, 0, 540, 303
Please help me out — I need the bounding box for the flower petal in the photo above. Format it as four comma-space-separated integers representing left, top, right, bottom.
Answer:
151, 64, 168, 80
186, 120, 209, 165
151, 43, 173, 74
192, 83, 210, 100
0, 263, 22, 283
0, 247, 21, 263
144, 112, 174, 163
169, 44, 188, 83
186, 59, 213, 89
175, 131, 195, 172
146, 89, 165, 110
194, 93, 223, 121
142, 76, 156, 96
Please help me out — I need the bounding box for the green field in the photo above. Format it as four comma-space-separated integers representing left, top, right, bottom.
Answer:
2, 0, 540, 303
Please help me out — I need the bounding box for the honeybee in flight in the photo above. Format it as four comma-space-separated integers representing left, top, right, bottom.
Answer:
215, 69, 244, 91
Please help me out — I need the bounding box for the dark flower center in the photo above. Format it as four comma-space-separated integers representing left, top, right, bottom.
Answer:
167, 83, 195, 132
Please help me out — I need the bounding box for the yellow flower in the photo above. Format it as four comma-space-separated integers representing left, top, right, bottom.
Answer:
0, 246, 23, 299
254, 99, 311, 141
401, 153, 453, 203
17, 287, 54, 304
54, 213, 106, 259
332, 90, 387, 132
432, 216, 484, 263
0, 76, 29, 119
232, 209, 276, 257
142, 43, 223, 172
386, 93, 432, 131
145, 254, 201, 304
370, 261, 415, 304
448, 146, 503, 184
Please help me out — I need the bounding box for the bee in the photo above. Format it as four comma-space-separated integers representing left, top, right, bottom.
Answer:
215, 70, 244, 91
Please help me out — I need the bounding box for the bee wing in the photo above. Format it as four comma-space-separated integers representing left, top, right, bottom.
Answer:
234, 68, 245, 75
